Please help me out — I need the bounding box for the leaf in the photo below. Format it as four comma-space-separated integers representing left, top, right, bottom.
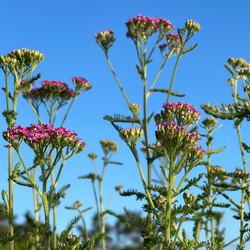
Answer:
104, 209, 131, 227
210, 146, 226, 154
107, 161, 123, 165
120, 189, 146, 201
103, 114, 140, 124
1, 190, 9, 213
150, 88, 185, 97
182, 43, 198, 54
242, 142, 250, 153
59, 215, 81, 241
147, 111, 155, 124
0, 233, 23, 244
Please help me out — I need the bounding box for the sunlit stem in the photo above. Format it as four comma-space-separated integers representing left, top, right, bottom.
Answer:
131, 147, 160, 223
206, 128, 215, 246
165, 152, 174, 245
239, 183, 245, 248
77, 207, 89, 241
166, 32, 194, 103
92, 181, 102, 236
105, 52, 142, 127
60, 95, 77, 127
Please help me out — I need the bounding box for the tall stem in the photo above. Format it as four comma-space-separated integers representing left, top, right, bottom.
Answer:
165, 152, 174, 245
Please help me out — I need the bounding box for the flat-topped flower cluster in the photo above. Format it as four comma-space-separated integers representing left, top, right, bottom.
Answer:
155, 102, 206, 161
126, 14, 174, 39
155, 102, 201, 127
71, 77, 92, 94
119, 127, 143, 147
94, 29, 116, 52
2, 124, 86, 153
0, 48, 44, 70
25, 80, 75, 101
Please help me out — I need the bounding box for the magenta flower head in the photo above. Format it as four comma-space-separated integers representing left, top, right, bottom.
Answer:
71, 77, 92, 94
2, 124, 86, 154
165, 33, 181, 53
94, 29, 115, 52
126, 14, 173, 41
155, 102, 201, 128
155, 121, 205, 160
24, 80, 75, 102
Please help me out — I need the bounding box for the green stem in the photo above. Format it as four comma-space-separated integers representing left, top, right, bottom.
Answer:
105, 53, 142, 127
60, 96, 77, 127
92, 181, 102, 235
165, 152, 175, 245
99, 161, 107, 250
239, 185, 245, 249
166, 49, 183, 103
236, 122, 250, 210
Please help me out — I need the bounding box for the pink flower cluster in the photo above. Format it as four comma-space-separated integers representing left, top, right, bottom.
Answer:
126, 14, 174, 39
159, 33, 181, 54
71, 77, 92, 92
3, 124, 86, 151
155, 121, 205, 158
163, 102, 200, 115
155, 102, 201, 127
26, 80, 75, 100
94, 29, 116, 51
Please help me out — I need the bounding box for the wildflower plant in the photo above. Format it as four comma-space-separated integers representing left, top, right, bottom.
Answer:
201, 58, 250, 249
22, 76, 91, 249
95, 14, 205, 248
78, 140, 123, 250
2, 124, 86, 249
0, 48, 44, 250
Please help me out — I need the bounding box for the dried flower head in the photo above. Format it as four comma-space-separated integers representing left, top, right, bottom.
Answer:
94, 29, 115, 52
72, 200, 83, 209
115, 184, 124, 193
88, 153, 97, 160
100, 139, 118, 154
119, 127, 143, 147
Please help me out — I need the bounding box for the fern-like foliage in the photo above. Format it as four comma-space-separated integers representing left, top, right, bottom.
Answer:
47, 184, 71, 209
150, 88, 185, 97
0, 233, 23, 245
103, 114, 140, 124
59, 215, 81, 242
242, 142, 250, 154
104, 209, 131, 227
120, 189, 146, 201
201, 101, 250, 120
77, 233, 104, 250
175, 174, 204, 198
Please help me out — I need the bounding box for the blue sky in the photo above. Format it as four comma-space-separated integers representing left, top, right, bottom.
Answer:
0, 0, 250, 248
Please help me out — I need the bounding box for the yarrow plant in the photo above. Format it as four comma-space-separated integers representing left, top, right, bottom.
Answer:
2, 124, 86, 249
95, 14, 208, 249
78, 139, 122, 250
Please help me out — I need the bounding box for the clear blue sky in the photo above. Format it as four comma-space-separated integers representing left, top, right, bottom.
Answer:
0, 0, 250, 248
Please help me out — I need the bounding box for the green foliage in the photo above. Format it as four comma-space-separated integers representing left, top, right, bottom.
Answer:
150, 88, 185, 97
